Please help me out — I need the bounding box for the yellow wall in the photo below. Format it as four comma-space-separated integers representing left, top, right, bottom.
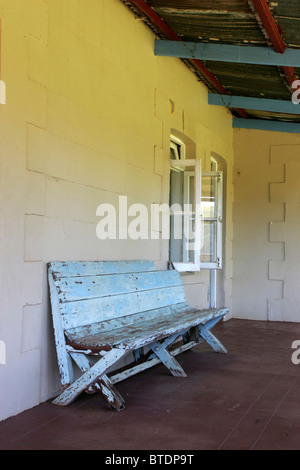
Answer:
0, 0, 234, 420
233, 128, 300, 321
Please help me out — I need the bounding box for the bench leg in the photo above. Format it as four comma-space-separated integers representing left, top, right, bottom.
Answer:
53, 347, 128, 406
150, 341, 187, 377
70, 352, 125, 411
147, 332, 183, 362
199, 324, 227, 354
94, 375, 126, 411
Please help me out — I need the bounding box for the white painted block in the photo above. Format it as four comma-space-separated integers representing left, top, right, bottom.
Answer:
25, 170, 46, 216
22, 304, 43, 353
268, 299, 283, 321
21, 262, 44, 305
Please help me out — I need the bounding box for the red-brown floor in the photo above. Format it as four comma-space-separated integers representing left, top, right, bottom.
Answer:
1, 319, 300, 451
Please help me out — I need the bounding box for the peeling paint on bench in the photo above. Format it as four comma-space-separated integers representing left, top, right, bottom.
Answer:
48, 260, 228, 411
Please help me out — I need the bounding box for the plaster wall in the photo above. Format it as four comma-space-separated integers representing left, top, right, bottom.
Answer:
233, 128, 300, 322
0, 0, 234, 421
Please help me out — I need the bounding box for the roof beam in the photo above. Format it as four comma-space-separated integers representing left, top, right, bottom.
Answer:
249, 0, 286, 53
249, 0, 298, 89
233, 118, 300, 134
155, 40, 300, 68
209, 94, 300, 115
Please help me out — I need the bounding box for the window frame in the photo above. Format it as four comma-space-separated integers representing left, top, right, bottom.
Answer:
169, 158, 202, 272
200, 170, 223, 270
169, 137, 224, 272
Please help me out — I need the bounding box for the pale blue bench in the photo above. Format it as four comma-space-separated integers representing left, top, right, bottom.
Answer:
48, 260, 228, 411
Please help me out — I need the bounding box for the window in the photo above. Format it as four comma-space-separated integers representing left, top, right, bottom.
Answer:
201, 170, 223, 269
169, 138, 223, 272
170, 135, 186, 172
169, 137, 201, 272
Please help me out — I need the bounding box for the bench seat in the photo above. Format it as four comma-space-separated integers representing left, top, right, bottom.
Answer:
48, 260, 229, 411
66, 305, 227, 352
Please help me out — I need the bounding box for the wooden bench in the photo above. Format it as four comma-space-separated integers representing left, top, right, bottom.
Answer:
48, 260, 228, 411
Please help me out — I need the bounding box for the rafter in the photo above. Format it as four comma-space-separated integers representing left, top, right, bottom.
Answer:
155, 40, 300, 68
249, 0, 298, 90
209, 94, 300, 115
233, 118, 300, 134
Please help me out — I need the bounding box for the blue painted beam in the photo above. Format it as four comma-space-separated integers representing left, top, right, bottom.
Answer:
233, 118, 300, 134
209, 94, 300, 115
154, 40, 300, 67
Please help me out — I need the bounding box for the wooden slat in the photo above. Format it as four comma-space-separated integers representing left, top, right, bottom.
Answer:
61, 285, 187, 329
49, 260, 156, 279
66, 302, 192, 339
66, 308, 228, 351
55, 270, 183, 303
125, 308, 228, 351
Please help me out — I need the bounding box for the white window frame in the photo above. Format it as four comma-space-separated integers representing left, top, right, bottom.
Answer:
169, 159, 202, 272
169, 138, 224, 272
170, 135, 186, 159
200, 170, 223, 270
170, 135, 186, 172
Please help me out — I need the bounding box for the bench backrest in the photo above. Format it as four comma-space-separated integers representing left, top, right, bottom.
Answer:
48, 260, 186, 332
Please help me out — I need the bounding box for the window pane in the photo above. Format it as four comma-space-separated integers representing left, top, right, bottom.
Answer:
201, 220, 217, 263
169, 214, 184, 262
170, 170, 184, 206
200, 170, 223, 269
169, 168, 197, 264
170, 170, 184, 262
201, 175, 218, 219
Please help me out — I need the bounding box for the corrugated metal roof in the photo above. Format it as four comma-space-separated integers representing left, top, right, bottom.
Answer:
122, 0, 300, 124
149, 0, 266, 45
271, 1, 300, 48
204, 62, 291, 99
